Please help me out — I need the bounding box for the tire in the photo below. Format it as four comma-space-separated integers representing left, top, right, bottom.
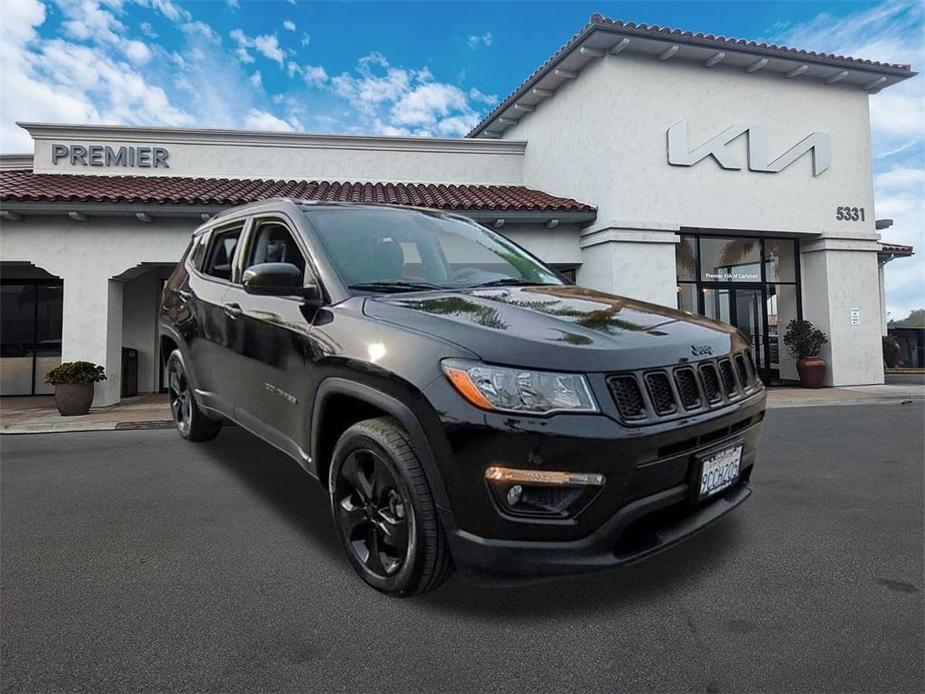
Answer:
328, 417, 454, 597
166, 350, 222, 443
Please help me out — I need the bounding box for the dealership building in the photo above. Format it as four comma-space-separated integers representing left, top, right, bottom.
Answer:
0, 15, 916, 405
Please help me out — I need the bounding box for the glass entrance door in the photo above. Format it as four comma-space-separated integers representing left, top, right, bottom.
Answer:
703, 285, 772, 381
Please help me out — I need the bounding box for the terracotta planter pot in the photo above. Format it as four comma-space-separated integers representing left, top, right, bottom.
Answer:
796, 356, 826, 389
883, 343, 902, 369
54, 383, 95, 416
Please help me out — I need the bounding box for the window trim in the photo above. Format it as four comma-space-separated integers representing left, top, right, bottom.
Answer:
190, 219, 248, 286
242, 214, 324, 291
242, 216, 310, 280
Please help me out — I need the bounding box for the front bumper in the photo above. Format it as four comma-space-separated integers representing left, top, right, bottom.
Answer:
444, 478, 752, 583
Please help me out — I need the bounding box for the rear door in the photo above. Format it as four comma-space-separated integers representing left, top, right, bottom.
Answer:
224, 216, 315, 461
186, 220, 247, 412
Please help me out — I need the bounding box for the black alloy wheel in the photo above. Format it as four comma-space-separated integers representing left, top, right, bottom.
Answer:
168, 358, 192, 437
166, 350, 221, 442
329, 417, 453, 596
334, 448, 411, 578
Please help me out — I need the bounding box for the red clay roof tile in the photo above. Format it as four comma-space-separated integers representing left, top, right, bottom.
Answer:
0, 170, 595, 213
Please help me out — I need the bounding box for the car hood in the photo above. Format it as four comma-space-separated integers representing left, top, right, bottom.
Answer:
363, 285, 748, 372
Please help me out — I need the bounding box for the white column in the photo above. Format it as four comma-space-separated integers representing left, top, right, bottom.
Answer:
800, 238, 884, 386
59, 270, 124, 406
577, 227, 678, 306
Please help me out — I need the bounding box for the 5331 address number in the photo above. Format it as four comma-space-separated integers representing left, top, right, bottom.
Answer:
836, 206, 866, 222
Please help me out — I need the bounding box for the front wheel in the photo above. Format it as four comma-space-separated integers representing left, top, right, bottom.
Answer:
329, 417, 453, 597
166, 350, 222, 443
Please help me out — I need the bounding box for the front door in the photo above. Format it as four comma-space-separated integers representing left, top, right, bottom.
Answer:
702, 285, 774, 381
228, 217, 314, 463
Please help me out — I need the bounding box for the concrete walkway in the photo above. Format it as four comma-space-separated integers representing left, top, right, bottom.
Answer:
0, 393, 173, 434
2, 373, 923, 434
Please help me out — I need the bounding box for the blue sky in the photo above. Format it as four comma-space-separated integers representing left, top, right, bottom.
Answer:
0, 0, 922, 317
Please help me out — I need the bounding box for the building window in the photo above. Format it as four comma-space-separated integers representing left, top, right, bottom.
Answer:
1, 279, 63, 396
676, 234, 801, 383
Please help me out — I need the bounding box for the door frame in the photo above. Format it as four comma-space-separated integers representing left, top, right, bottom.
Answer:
676, 233, 804, 385
699, 283, 775, 381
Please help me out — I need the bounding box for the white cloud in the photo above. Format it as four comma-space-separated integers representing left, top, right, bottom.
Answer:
300, 33, 310, 47
329, 52, 494, 137
132, 0, 192, 23
467, 32, 493, 49
468, 87, 497, 105
230, 28, 285, 66
283, 20, 296, 31
249, 70, 262, 89
226, 0, 239, 7
244, 108, 298, 132
139, 21, 157, 38
302, 64, 328, 86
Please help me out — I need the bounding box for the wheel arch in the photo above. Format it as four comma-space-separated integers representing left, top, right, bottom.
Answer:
310, 378, 455, 525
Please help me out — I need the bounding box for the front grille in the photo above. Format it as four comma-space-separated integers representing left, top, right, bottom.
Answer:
674, 368, 701, 409
645, 372, 677, 415
608, 376, 646, 420
607, 350, 761, 424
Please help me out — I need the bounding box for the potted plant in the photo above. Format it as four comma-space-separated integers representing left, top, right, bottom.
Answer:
783, 319, 829, 388
882, 334, 902, 369
45, 361, 106, 416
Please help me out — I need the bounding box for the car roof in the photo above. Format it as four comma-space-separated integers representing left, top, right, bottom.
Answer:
195, 198, 466, 235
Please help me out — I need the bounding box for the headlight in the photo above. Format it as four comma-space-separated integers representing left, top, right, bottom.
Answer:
442, 359, 597, 415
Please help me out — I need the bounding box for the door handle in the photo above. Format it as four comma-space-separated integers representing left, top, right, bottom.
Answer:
223, 303, 243, 319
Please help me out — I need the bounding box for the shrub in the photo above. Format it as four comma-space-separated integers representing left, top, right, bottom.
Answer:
882, 334, 900, 350
783, 319, 828, 359
45, 361, 107, 385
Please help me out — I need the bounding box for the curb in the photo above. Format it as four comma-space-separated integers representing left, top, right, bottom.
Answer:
1, 419, 174, 435
767, 396, 923, 409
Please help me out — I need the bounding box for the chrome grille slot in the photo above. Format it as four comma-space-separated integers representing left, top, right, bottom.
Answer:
719, 359, 738, 396
674, 368, 701, 410
607, 375, 646, 420
645, 372, 677, 415
699, 363, 722, 403
735, 355, 750, 389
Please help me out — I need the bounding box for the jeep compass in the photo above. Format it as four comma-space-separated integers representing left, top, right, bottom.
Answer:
159, 199, 766, 596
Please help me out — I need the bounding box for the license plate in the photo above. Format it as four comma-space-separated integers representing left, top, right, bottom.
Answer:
697, 444, 742, 500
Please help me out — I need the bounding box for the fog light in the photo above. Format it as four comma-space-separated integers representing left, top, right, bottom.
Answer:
506, 484, 524, 506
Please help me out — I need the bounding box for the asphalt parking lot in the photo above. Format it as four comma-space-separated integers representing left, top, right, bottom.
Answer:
2, 403, 923, 693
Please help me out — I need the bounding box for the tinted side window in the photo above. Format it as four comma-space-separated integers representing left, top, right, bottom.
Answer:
245, 222, 306, 276
202, 224, 243, 281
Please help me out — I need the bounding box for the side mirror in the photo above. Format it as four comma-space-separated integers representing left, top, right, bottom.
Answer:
242, 262, 321, 302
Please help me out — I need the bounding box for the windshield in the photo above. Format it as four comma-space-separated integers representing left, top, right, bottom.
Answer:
305, 207, 565, 293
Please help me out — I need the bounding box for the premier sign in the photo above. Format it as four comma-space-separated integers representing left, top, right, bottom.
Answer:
667, 122, 831, 176
51, 144, 170, 169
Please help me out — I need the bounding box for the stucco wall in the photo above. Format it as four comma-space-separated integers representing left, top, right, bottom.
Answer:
29, 128, 526, 185
504, 52, 875, 237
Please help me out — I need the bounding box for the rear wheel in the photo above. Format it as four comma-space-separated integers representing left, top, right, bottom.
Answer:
166, 350, 221, 442
329, 417, 453, 597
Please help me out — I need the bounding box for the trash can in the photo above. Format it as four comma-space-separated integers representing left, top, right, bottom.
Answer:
121, 347, 138, 398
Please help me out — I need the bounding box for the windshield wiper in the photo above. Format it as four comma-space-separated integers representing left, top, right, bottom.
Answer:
468, 278, 556, 288
348, 280, 444, 294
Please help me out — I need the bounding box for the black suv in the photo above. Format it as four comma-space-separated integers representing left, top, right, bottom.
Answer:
160, 199, 765, 596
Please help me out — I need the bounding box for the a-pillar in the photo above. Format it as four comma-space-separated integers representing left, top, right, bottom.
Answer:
59, 269, 124, 406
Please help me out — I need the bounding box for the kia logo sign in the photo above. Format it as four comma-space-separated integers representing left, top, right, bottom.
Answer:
667, 122, 831, 176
